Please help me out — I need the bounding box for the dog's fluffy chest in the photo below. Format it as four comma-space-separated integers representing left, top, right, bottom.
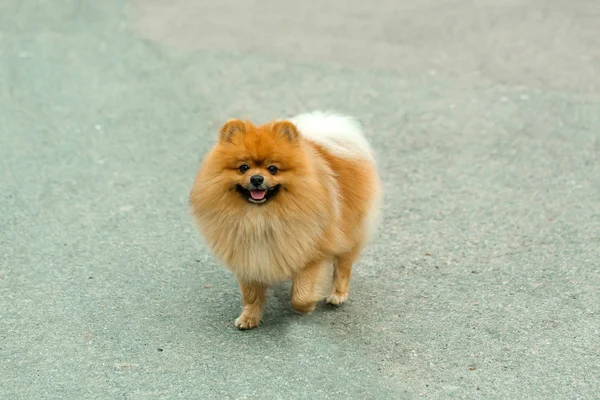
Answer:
206, 214, 323, 283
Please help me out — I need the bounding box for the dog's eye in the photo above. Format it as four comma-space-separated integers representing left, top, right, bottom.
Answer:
238, 164, 250, 173
267, 165, 278, 175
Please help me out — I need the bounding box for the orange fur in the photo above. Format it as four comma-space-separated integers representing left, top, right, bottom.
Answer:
189, 115, 381, 329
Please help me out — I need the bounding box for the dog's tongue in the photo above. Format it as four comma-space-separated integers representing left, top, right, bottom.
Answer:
250, 190, 267, 200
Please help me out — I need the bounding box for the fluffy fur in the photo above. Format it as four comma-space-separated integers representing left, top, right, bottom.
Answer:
189, 111, 381, 329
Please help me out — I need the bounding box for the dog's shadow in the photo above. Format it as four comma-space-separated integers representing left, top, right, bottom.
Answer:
184, 263, 348, 334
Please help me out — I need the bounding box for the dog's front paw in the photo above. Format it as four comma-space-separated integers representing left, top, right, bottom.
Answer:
291, 299, 317, 315
234, 313, 260, 330
326, 291, 348, 306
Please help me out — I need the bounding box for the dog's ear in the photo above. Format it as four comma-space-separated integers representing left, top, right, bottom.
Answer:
219, 119, 247, 142
272, 121, 299, 142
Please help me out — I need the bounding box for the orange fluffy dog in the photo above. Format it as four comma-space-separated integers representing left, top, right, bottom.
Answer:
190, 111, 381, 329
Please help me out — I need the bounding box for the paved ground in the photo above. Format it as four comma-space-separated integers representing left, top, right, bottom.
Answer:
1, 1, 599, 398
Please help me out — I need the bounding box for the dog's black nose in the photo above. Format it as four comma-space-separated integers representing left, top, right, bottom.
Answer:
250, 175, 264, 186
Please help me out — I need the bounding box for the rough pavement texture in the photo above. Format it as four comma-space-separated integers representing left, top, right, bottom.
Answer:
1, 1, 599, 399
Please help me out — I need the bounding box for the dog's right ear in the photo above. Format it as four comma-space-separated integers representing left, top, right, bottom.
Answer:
219, 119, 247, 143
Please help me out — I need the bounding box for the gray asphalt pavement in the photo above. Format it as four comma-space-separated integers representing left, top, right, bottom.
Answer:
1, 1, 599, 399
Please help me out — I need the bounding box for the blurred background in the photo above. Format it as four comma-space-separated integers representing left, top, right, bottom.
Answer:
1, 1, 598, 399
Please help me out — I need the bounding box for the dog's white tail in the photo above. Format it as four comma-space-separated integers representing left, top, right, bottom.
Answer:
289, 111, 375, 162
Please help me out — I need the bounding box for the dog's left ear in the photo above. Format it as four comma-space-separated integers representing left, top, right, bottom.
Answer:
272, 121, 299, 142
219, 119, 248, 143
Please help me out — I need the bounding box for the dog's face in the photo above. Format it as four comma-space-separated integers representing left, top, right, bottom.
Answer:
203, 119, 308, 207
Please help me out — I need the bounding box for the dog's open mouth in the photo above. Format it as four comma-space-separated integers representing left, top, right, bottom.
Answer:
236, 185, 280, 204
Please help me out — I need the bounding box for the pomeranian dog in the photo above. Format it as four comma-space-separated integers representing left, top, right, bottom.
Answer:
189, 111, 381, 329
